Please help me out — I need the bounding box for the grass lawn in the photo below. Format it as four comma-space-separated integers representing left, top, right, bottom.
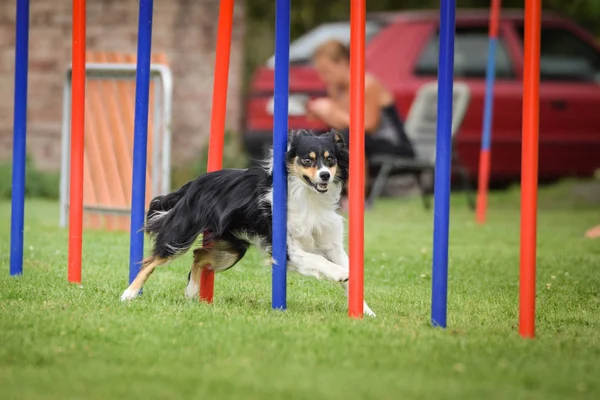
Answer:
1, 180, 599, 400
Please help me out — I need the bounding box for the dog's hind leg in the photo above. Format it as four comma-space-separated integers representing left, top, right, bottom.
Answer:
185, 240, 248, 299
121, 256, 169, 301
184, 247, 211, 299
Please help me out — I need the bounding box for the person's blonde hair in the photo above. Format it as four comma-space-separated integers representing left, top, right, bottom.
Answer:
312, 39, 350, 63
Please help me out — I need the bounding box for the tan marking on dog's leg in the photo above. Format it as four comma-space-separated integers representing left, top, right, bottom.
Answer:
210, 243, 244, 273
184, 241, 244, 299
185, 248, 213, 298
120, 256, 168, 301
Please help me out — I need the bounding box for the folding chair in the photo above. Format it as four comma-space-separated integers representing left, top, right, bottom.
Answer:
367, 81, 473, 209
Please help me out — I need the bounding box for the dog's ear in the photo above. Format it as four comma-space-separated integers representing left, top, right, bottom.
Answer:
330, 129, 349, 183
287, 129, 306, 144
333, 130, 345, 145
330, 129, 346, 149
287, 130, 296, 143
286, 130, 300, 162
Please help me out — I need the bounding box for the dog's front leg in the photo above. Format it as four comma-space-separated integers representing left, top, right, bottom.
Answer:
286, 241, 349, 283
322, 244, 376, 318
317, 220, 376, 317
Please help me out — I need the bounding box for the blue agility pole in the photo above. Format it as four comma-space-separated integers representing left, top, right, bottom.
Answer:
431, 0, 456, 328
10, 0, 30, 277
476, 0, 502, 224
271, 0, 291, 310
129, 0, 154, 285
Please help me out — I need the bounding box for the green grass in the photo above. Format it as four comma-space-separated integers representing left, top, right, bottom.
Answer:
1, 181, 599, 400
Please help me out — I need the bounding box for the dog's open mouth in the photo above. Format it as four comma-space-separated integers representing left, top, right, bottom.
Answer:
303, 176, 329, 193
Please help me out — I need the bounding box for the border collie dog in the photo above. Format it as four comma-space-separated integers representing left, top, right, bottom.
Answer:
121, 129, 375, 317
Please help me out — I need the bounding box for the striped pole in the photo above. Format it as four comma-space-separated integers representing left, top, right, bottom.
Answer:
348, 0, 366, 319
271, 0, 291, 310
199, 0, 235, 303
128, 0, 154, 285
431, 0, 456, 328
519, 0, 541, 339
475, 0, 502, 224
9, 0, 30, 277
67, 0, 86, 283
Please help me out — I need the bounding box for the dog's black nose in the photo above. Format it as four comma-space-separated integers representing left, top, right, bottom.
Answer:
319, 171, 331, 181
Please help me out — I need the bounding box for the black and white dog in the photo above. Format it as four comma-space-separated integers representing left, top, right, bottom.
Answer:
121, 129, 375, 317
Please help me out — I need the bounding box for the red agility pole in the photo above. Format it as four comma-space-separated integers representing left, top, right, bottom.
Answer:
348, 0, 366, 318
199, 0, 234, 303
67, 0, 86, 284
519, 0, 541, 339
475, 0, 502, 224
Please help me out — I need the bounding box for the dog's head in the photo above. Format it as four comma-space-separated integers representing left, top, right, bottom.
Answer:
286, 129, 348, 194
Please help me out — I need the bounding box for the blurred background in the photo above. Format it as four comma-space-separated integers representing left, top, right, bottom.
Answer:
245, 0, 600, 82
0, 0, 599, 201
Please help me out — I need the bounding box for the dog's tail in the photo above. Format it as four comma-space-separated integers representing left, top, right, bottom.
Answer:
145, 181, 192, 236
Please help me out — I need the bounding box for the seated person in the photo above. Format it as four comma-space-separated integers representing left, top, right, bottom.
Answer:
306, 39, 415, 206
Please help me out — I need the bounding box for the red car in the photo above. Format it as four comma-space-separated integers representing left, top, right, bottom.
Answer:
243, 9, 600, 183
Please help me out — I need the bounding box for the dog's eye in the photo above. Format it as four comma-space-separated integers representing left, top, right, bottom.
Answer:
326, 156, 335, 163
301, 158, 313, 165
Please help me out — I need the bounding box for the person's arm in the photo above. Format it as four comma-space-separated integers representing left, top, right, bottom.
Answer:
307, 98, 349, 130
363, 77, 382, 133
323, 102, 350, 130
308, 78, 383, 133
325, 82, 339, 100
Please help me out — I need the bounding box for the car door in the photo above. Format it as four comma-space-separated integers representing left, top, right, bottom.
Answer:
514, 22, 600, 179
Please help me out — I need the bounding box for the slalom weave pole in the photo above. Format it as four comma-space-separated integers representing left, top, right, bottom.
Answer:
67, 0, 86, 283
199, 0, 235, 303
10, 0, 30, 277
348, 0, 366, 318
519, 0, 541, 339
475, 0, 502, 224
128, 0, 154, 285
431, 0, 456, 328
271, 0, 291, 310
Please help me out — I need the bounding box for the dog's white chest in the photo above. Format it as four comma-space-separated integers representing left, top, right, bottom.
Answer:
287, 202, 340, 252
263, 179, 342, 252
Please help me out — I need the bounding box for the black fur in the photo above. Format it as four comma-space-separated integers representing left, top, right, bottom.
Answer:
146, 180, 192, 225
145, 167, 273, 259
143, 129, 348, 263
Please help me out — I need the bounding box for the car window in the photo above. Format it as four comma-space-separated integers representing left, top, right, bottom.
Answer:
516, 26, 600, 83
414, 26, 516, 79
266, 21, 385, 66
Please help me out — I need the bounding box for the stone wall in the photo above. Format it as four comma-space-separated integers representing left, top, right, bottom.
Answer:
0, 0, 246, 170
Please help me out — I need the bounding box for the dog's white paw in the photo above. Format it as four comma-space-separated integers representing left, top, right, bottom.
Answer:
120, 288, 140, 301
184, 282, 199, 299
364, 301, 376, 318
335, 272, 349, 283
